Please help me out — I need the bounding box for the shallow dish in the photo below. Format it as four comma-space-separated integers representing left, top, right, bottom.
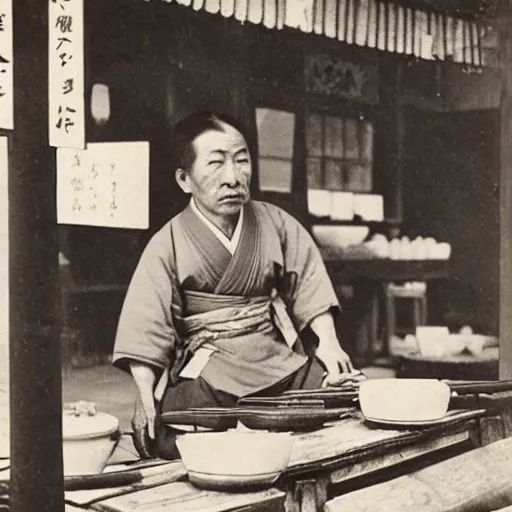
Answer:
186, 470, 282, 491
363, 409, 484, 429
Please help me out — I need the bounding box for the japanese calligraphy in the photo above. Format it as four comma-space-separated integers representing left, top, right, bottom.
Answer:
56, 143, 150, 229
55, 15, 73, 32
56, 105, 76, 133
52, 0, 71, 10
56, 36, 71, 50
0, 0, 13, 129
49, 0, 84, 148
0, 58, 7, 96
109, 164, 118, 217
0, 137, 8, 353
62, 78, 73, 94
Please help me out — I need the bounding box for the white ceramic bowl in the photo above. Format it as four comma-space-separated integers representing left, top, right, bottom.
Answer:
62, 411, 120, 476
176, 431, 294, 490
415, 326, 463, 358
419, 335, 467, 358
359, 379, 451, 423
449, 334, 487, 356
312, 225, 370, 248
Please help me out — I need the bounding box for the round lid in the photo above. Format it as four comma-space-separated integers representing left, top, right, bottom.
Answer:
62, 411, 119, 440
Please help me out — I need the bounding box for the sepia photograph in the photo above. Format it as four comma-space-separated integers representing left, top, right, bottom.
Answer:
1, 0, 512, 511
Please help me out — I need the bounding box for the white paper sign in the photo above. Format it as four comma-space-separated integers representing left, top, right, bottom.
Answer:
0, 0, 13, 130
57, 142, 150, 229
49, 0, 85, 149
0, 137, 9, 410
0, 136, 7, 234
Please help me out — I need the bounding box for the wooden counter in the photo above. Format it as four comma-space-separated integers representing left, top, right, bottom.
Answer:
64, 410, 496, 512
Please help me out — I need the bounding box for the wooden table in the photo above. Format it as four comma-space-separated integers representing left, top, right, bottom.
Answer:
397, 347, 499, 381
64, 410, 498, 512
319, 256, 450, 364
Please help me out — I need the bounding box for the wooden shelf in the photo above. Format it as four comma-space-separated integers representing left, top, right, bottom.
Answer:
310, 217, 395, 228
321, 255, 450, 282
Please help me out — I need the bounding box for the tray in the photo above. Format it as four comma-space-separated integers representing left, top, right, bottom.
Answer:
237, 407, 355, 432
363, 409, 486, 429
160, 406, 356, 432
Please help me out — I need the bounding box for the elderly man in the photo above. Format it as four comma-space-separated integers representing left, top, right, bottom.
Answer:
113, 111, 355, 459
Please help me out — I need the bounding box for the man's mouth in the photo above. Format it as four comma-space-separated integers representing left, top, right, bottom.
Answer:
219, 194, 245, 203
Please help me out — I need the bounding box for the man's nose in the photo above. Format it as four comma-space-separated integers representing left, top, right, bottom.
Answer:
221, 159, 240, 186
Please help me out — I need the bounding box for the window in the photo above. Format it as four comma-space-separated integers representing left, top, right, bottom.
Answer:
306, 113, 373, 193
256, 108, 295, 193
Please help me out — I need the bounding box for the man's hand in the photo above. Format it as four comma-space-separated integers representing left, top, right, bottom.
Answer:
309, 310, 355, 386
315, 342, 354, 386
130, 362, 158, 439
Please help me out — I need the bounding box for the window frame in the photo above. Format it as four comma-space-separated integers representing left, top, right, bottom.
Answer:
305, 102, 376, 195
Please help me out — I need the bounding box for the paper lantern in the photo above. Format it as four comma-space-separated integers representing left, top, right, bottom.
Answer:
90, 83, 110, 126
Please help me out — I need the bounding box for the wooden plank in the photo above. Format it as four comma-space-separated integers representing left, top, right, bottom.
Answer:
91, 483, 285, 512
329, 429, 469, 483
65, 462, 187, 508
499, 9, 512, 381
284, 413, 481, 476
325, 436, 512, 512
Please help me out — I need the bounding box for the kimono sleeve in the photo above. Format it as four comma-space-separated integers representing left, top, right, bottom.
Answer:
274, 208, 340, 333
112, 227, 178, 373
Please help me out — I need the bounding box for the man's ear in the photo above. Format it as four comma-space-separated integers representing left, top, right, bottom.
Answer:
175, 168, 191, 194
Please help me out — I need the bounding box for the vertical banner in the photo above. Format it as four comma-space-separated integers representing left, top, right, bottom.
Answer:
0, 0, 13, 130
49, 0, 85, 149
0, 136, 9, 458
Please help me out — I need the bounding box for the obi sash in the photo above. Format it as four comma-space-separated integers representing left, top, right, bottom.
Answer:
155, 289, 307, 400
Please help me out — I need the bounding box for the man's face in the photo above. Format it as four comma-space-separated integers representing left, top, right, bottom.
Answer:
176, 122, 252, 220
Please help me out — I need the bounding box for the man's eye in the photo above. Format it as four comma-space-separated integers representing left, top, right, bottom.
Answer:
236, 158, 249, 164
208, 160, 223, 166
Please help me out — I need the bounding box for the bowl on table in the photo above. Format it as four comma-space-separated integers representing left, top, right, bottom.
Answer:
311, 225, 370, 248
415, 326, 466, 358
62, 404, 120, 476
175, 431, 294, 490
358, 379, 451, 424
448, 334, 488, 356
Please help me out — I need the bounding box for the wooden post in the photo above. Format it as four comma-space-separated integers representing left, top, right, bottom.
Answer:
499, 10, 512, 380
9, 0, 64, 511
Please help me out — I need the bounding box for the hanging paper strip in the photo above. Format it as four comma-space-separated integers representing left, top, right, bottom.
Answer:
49, 0, 85, 149
0, 136, 8, 388
0, 0, 13, 130
163, 0, 484, 65
367, 0, 377, 48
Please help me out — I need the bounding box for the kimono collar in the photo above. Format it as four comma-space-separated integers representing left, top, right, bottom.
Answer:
189, 197, 244, 255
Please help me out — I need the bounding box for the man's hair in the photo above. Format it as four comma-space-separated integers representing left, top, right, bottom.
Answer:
171, 111, 249, 172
